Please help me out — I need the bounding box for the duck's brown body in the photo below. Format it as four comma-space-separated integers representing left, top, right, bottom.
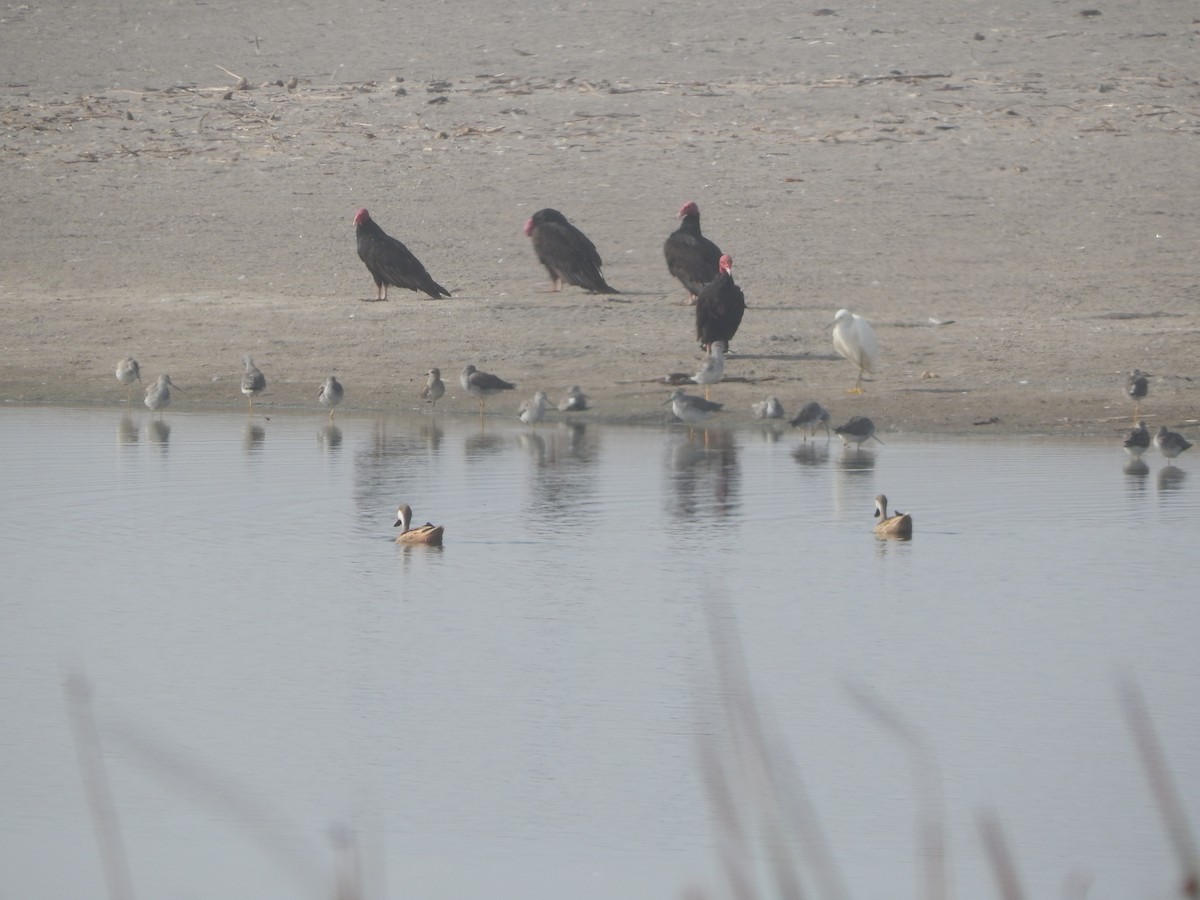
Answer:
873, 494, 913, 539
394, 504, 445, 546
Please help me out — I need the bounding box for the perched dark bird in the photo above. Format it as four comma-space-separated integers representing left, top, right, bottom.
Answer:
663, 200, 723, 303
1154, 425, 1193, 463
1123, 420, 1150, 457
523, 208, 619, 294
460, 364, 516, 414
695, 254, 745, 354
1127, 368, 1149, 421
353, 208, 450, 301
833, 415, 882, 448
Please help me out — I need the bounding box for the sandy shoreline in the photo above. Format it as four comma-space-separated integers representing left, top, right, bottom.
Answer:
2, 0, 1197, 436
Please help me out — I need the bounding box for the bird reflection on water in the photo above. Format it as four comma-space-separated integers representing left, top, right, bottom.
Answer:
667, 429, 740, 521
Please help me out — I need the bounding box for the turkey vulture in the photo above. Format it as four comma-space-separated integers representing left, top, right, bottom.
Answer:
695, 254, 745, 354
663, 200, 722, 302
523, 208, 619, 294
353, 208, 450, 300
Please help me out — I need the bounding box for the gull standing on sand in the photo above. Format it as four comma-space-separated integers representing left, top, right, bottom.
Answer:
665, 388, 722, 428
791, 401, 831, 440
690, 342, 725, 401
751, 396, 784, 420
1127, 369, 1149, 421
115, 357, 141, 402
241, 356, 267, 410
1154, 425, 1193, 463
833, 415, 882, 448
144, 374, 178, 415
518, 391, 551, 426
1123, 420, 1150, 457
318, 376, 343, 419
460, 364, 516, 414
421, 368, 446, 410
558, 385, 589, 412
832, 309, 879, 394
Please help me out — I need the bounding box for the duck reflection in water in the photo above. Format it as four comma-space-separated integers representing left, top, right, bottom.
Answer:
1157, 466, 1187, 492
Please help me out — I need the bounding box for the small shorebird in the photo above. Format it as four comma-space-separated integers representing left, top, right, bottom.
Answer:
1127, 369, 1149, 421
144, 374, 178, 415
690, 343, 725, 401
558, 385, 589, 412
832, 308, 879, 394
241, 355, 267, 410
665, 388, 722, 428
460, 364, 516, 414
833, 415, 882, 448
751, 396, 784, 420
393, 504, 444, 545
1154, 425, 1193, 463
115, 357, 141, 402
1123, 420, 1150, 457
790, 401, 831, 440
420, 368, 445, 409
318, 375, 343, 419
873, 494, 913, 539
518, 391, 551, 426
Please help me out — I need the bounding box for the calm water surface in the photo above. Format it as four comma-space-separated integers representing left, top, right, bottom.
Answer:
1, 406, 1197, 900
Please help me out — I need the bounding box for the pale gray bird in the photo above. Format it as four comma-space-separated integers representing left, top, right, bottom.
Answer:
1127, 369, 1149, 421
689, 343, 725, 401
420, 368, 446, 409
558, 385, 589, 412
115, 356, 141, 402
241, 355, 267, 409
517, 391, 551, 426
1123, 420, 1150, 457
318, 375, 344, 419
144, 374, 179, 415
460, 364, 516, 414
750, 396, 784, 420
665, 388, 722, 428
1154, 425, 1193, 463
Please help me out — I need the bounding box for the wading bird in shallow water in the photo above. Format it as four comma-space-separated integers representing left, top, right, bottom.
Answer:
460, 364, 516, 414
115, 357, 141, 402
665, 388, 722, 429
832, 308, 879, 394
318, 376, 343, 420
695, 255, 745, 355
558, 385, 589, 412
393, 504, 444, 546
517, 391, 551, 426
1154, 425, 1193, 464
144, 374, 178, 415
791, 401, 832, 440
751, 396, 784, 420
523, 208, 619, 295
833, 415, 882, 448
873, 494, 913, 539
1127, 369, 1149, 421
1123, 420, 1150, 458
354, 207, 450, 301
664, 200, 723, 304
421, 368, 445, 410
241, 356, 266, 410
